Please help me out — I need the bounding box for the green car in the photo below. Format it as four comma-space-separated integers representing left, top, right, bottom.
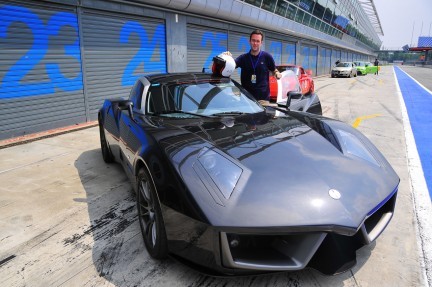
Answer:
354, 61, 378, 75
354, 61, 367, 75
366, 62, 379, 74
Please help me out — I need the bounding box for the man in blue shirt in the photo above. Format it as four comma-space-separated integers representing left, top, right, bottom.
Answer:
225, 29, 281, 105
226, 30, 282, 104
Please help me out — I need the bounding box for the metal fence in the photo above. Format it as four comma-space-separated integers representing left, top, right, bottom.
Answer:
402, 61, 432, 69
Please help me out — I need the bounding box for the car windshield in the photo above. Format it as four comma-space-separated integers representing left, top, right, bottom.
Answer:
277, 66, 299, 76
336, 63, 350, 67
147, 79, 264, 117
355, 62, 365, 67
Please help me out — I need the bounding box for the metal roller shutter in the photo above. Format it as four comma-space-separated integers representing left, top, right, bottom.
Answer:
300, 44, 317, 73
310, 46, 318, 76
227, 32, 249, 82
318, 47, 332, 75
187, 25, 227, 74
319, 47, 326, 75
81, 10, 166, 120
326, 48, 332, 74
267, 38, 282, 66
332, 50, 341, 66
282, 42, 296, 65
0, 1, 85, 140
341, 50, 347, 62
300, 45, 310, 69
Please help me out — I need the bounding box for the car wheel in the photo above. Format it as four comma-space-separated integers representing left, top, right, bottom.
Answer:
137, 168, 168, 259
331, 74, 334, 78
99, 120, 114, 163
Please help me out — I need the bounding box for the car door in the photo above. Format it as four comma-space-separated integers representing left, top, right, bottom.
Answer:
102, 101, 122, 156
118, 81, 146, 180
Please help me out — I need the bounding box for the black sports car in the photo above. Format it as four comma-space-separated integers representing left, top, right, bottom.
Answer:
98, 72, 399, 276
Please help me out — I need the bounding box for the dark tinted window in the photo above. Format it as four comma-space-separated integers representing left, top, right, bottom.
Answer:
147, 85, 177, 114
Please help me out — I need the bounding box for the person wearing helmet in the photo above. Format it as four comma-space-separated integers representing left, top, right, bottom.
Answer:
223, 29, 282, 105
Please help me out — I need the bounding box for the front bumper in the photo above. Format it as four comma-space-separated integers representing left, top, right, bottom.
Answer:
357, 69, 367, 75
163, 187, 398, 275
331, 70, 351, 77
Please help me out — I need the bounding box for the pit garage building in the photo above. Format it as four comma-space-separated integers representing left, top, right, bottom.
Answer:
0, 0, 383, 140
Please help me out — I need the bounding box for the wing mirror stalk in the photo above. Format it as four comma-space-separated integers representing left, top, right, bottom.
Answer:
118, 100, 135, 120
286, 91, 302, 109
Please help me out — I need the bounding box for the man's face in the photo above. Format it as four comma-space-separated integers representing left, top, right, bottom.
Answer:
249, 34, 263, 53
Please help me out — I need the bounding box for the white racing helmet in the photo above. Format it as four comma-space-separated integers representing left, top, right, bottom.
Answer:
212, 53, 236, 77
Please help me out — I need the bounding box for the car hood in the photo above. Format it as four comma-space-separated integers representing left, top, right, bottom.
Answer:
154, 111, 399, 231
332, 67, 352, 71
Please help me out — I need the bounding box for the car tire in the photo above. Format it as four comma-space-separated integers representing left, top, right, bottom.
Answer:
137, 168, 168, 259
99, 120, 114, 163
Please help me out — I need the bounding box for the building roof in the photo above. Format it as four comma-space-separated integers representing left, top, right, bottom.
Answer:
358, 0, 384, 36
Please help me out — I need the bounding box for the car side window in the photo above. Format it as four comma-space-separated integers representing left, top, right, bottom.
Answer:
147, 85, 176, 114
129, 81, 144, 110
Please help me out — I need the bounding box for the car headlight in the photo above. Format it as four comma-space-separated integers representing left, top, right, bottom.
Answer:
336, 129, 379, 166
196, 147, 242, 199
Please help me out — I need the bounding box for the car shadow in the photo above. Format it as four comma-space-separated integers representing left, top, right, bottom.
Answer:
73, 148, 373, 286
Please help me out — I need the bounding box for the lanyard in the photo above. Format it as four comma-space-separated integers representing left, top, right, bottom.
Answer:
249, 51, 262, 73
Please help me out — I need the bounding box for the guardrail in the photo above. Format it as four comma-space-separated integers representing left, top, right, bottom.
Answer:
401, 61, 432, 69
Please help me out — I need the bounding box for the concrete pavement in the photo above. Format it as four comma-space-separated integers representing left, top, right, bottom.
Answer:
0, 65, 429, 286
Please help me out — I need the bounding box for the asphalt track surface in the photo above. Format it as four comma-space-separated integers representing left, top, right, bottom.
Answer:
0, 66, 430, 286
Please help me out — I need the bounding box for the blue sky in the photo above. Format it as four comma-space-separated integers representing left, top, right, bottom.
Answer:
374, 0, 432, 49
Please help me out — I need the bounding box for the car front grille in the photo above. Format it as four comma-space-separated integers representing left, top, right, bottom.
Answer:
219, 188, 398, 273
220, 232, 326, 271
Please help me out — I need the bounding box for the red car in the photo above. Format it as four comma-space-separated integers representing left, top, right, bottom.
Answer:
270, 65, 315, 101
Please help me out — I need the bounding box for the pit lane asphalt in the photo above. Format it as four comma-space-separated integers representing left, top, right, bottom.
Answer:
0, 66, 430, 287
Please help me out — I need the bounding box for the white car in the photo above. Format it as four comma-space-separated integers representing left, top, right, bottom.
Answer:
331, 62, 358, 78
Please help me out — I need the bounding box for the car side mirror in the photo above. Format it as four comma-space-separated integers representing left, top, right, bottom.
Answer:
118, 100, 134, 120
286, 91, 302, 108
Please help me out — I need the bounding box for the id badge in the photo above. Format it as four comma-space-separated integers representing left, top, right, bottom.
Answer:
251, 74, 256, 84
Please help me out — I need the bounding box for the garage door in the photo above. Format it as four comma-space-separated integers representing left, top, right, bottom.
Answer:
187, 25, 227, 74
0, 1, 85, 140
282, 42, 296, 65
300, 44, 318, 75
318, 47, 332, 75
81, 10, 166, 120
228, 31, 249, 82
267, 38, 283, 65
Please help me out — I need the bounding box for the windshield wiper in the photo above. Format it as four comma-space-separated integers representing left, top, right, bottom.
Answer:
153, 110, 213, 118
210, 111, 248, 116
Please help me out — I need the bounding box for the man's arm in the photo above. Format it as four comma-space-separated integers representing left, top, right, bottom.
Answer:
267, 52, 281, 79
272, 69, 282, 79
